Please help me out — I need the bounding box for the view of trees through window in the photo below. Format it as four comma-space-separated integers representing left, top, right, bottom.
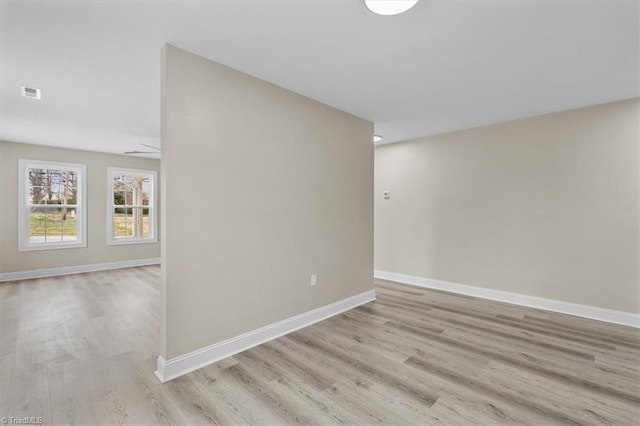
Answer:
27, 167, 79, 242
112, 174, 151, 239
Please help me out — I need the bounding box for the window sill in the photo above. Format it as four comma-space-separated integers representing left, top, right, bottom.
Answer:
18, 241, 87, 252
107, 238, 158, 246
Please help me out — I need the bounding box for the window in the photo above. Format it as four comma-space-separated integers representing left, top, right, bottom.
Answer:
107, 167, 157, 245
18, 159, 87, 251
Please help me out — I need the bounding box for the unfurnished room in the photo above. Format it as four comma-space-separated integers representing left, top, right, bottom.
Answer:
0, 0, 639, 425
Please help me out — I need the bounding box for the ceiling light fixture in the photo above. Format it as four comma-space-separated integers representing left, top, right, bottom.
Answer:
364, 0, 419, 16
373, 135, 382, 143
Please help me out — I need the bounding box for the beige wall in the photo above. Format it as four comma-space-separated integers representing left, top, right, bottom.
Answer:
375, 98, 640, 314
0, 141, 160, 273
161, 45, 374, 359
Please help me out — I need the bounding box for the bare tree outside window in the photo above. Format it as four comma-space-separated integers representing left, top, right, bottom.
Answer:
108, 168, 157, 245
27, 167, 79, 243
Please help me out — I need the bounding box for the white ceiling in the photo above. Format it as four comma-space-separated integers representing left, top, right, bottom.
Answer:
1, 0, 638, 155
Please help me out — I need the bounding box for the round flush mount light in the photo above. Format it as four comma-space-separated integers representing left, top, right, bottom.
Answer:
373, 135, 382, 143
364, 0, 419, 16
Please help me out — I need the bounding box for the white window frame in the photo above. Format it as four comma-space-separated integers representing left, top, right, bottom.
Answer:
107, 167, 158, 246
18, 159, 87, 252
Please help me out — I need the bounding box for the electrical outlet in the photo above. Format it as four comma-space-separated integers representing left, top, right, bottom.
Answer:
383, 190, 390, 199
310, 274, 318, 287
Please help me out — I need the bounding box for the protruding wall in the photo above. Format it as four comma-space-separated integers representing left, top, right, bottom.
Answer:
160, 45, 374, 362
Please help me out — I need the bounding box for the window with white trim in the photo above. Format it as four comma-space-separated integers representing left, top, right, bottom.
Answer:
107, 167, 157, 245
18, 159, 87, 251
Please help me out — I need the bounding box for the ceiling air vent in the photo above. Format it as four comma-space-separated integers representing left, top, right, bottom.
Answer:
21, 86, 41, 100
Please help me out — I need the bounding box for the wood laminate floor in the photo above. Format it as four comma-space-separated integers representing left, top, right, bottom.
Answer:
1, 266, 639, 425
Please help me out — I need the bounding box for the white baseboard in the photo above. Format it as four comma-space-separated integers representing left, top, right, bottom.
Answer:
374, 270, 640, 329
155, 289, 376, 383
0, 257, 161, 282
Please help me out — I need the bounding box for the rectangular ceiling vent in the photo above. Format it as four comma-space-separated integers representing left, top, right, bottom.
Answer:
21, 86, 41, 100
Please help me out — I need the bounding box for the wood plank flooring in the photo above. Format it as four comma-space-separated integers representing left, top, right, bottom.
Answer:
1, 266, 639, 425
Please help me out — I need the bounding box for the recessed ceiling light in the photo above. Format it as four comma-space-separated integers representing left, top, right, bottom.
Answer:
21, 86, 41, 100
364, 0, 419, 16
373, 135, 382, 143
